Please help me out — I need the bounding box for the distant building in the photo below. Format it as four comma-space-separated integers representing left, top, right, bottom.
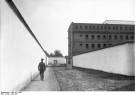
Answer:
48, 57, 66, 66
68, 20, 135, 58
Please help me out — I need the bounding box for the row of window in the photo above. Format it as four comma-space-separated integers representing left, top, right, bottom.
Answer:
80, 43, 112, 49
75, 25, 134, 31
80, 34, 134, 40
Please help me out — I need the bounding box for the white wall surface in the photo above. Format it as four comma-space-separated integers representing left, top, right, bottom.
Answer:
73, 43, 135, 76
1, 1, 47, 91
48, 57, 66, 64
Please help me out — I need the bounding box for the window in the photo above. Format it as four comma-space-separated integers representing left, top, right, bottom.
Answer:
97, 26, 99, 29
85, 26, 88, 30
109, 35, 112, 40
125, 35, 129, 40
86, 44, 89, 49
80, 25, 83, 29
129, 27, 131, 31
97, 44, 101, 48
103, 35, 106, 39
80, 34, 82, 37
130, 35, 134, 40
85, 35, 89, 39
54, 60, 57, 64
91, 44, 95, 48
104, 26, 107, 29
101, 26, 103, 29
91, 35, 95, 39
75, 25, 78, 29
108, 26, 111, 30
120, 26, 123, 30
103, 44, 106, 47
129, 26, 134, 31
116, 26, 118, 30
131, 27, 134, 31
120, 35, 123, 40
114, 35, 117, 39
93, 26, 95, 29
113, 26, 115, 30
97, 35, 100, 39
89, 26, 91, 29
109, 44, 112, 46
125, 26, 127, 30
80, 44, 82, 46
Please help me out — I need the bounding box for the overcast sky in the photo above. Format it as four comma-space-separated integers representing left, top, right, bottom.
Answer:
14, 0, 135, 56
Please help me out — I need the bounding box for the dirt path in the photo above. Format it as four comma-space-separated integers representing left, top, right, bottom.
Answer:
22, 67, 60, 91
53, 67, 135, 91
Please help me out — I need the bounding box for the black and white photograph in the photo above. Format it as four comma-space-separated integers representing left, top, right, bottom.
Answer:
0, 0, 135, 94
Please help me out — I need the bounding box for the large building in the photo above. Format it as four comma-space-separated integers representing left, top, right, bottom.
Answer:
68, 20, 135, 58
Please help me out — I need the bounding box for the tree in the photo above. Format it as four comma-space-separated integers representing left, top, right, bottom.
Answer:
54, 50, 63, 57
49, 53, 54, 57
49, 50, 63, 57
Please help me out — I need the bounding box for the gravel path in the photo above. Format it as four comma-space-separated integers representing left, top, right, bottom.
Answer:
22, 67, 60, 91
53, 67, 135, 91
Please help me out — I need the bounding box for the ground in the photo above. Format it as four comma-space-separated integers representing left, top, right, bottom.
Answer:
53, 66, 135, 91
22, 67, 60, 91
22, 66, 135, 91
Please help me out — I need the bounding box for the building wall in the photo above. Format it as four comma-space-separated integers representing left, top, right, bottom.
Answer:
48, 57, 66, 64
73, 43, 135, 76
68, 22, 134, 56
1, 1, 47, 91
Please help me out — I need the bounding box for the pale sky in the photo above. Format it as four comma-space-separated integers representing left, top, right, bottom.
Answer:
14, 0, 135, 56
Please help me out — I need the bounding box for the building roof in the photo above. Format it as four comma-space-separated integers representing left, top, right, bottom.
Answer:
67, 20, 135, 32
103, 20, 135, 25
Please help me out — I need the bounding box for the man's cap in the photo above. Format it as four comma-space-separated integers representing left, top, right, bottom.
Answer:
41, 58, 44, 60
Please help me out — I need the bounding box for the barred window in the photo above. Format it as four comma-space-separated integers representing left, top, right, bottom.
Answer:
91, 44, 95, 48
130, 35, 134, 40
125, 35, 129, 40
103, 35, 106, 39
97, 35, 100, 39
91, 35, 95, 39
114, 35, 117, 39
109, 35, 112, 40
80, 25, 83, 29
97, 26, 99, 29
89, 26, 91, 29
120, 35, 123, 40
104, 26, 107, 29
131, 27, 134, 31
93, 26, 95, 29
101, 26, 103, 29
116, 26, 118, 30
120, 26, 123, 30
85, 26, 88, 29
113, 26, 115, 30
108, 26, 111, 30
80, 44, 82, 46
80, 34, 82, 37
109, 44, 112, 46
86, 44, 89, 49
125, 26, 128, 30
85, 35, 89, 39
75, 25, 78, 29
103, 44, 106, 47
97, 44, 101, 48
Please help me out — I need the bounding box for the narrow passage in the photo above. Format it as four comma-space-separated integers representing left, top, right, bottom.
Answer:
23, 67, 60, 91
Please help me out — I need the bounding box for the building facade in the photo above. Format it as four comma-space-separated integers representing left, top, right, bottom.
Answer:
68, 21, 135, 58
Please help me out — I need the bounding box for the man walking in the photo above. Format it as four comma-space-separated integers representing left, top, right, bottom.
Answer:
38, 58, 46, 81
